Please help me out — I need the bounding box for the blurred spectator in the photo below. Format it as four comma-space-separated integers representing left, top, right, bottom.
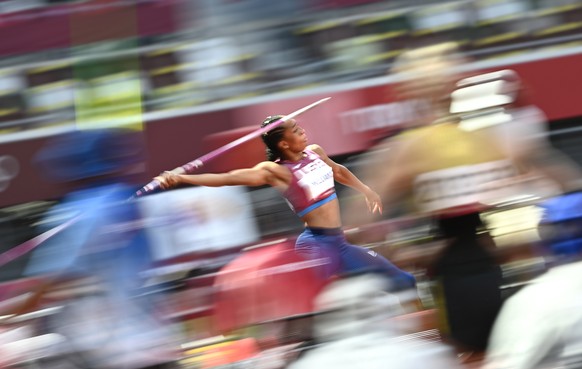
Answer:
484, 191, 582, 369
287, 272, 462, 369
4, 128, 180, 369
351, 42, 512, 353
390, 41, 467, 130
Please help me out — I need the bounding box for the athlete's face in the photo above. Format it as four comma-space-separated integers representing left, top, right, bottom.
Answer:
279, 119, 308, 152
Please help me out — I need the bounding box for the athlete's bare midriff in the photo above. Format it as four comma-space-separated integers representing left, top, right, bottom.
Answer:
299, 198, 343, 228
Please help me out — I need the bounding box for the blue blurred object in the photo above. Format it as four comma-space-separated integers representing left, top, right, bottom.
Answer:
34, 128, 143, 183
539, 192, 582, 223
28, 126, 150, 286
539, 192, 582, 256
23, 128, 178, 368
24, 183, 151, 285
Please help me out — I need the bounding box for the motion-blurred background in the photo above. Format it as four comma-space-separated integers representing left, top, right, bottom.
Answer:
1, 1, 582, 368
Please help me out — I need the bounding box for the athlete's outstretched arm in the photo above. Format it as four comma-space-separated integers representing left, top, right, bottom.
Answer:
155, 161, 290, 189
308, 144, 382, 214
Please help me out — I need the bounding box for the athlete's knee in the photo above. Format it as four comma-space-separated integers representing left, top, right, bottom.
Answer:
392, 271, 417, 291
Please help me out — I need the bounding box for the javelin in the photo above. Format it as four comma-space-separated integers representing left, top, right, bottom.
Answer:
0, 217, 78, 268
133, 97, 331, 198
0, 97, 331, 268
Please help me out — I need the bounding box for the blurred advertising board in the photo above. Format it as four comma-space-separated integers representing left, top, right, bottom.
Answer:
138, 186, 260, 261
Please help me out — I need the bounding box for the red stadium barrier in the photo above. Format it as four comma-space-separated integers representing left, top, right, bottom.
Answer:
1, 51, 582, 207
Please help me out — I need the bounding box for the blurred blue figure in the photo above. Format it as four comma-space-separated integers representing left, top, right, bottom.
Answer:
27, 129, 149, 284
20, 128, 179, 369
538, 191, 582, 258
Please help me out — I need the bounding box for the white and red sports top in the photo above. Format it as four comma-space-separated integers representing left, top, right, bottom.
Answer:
278, 149, 336, 217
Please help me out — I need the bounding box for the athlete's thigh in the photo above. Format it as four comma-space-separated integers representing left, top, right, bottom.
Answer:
295, 232, 342, 278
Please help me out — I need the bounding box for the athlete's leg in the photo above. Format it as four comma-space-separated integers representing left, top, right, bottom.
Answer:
339, 242, 416, 291
295, 228, 342, 280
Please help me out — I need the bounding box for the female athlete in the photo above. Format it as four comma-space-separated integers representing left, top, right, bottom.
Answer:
156, 115, 415, 290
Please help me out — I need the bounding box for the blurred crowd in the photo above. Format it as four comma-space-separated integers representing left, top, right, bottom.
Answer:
1, 1, 582, 369
0, 0, 580, 133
